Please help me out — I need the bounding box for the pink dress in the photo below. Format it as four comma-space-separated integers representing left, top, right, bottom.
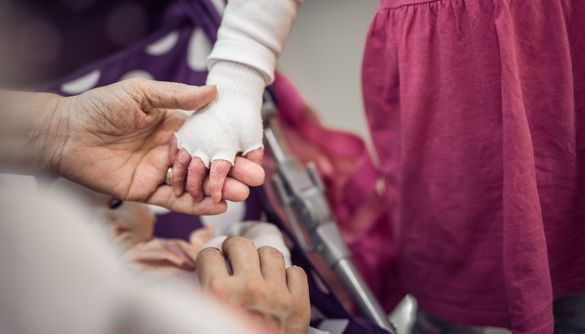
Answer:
361, 0, 585, 333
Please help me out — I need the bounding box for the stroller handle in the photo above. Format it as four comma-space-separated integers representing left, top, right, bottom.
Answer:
262, 92, 397, 334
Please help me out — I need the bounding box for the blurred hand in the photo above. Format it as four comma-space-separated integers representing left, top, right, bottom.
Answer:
196, 236, 310, 334
49, 78, 264, 214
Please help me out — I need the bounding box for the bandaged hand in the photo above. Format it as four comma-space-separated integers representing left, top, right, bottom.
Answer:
197, 236, 310, 334
171, 61, 265, 203
4, 79, 265, 215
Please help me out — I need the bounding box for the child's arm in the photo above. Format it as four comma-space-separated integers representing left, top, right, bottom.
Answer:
171, 0, 303, 202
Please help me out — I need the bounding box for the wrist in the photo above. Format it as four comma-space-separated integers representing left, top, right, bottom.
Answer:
206, 61, 266, 110
31, 93, 72, 175
0, 91, 71, 174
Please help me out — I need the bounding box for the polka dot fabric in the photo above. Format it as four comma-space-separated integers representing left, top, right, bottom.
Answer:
56, 21, 213, 95
4, 0, 170, 86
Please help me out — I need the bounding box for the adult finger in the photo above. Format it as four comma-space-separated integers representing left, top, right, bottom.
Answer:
203, 177, 250, 202
146, 185, 227, 215
208, 160, 231, 203
196, 247, 230, 284
286, 266, 309, 297
222, 236, 261, 277
245, 148, 264, 165
230, 156, 265, 187
258, 246, 286, 283
169, 136, 178, 163
186, 157, 207, 202
171, 149, 191, 196
285, 265, 311, 332
137, 80, 217, 111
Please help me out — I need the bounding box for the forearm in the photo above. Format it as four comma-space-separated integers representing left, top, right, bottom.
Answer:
208, 0, 302, 84
0, 90, 68, 174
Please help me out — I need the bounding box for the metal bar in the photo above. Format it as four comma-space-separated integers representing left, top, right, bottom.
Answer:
264, 126, 289, 164
334, 259, 395, 333
262, 90, 397, 333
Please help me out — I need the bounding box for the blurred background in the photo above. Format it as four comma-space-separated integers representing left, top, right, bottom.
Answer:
0, 1, 514, 333
279, 0, 378, 140
0, 0, 377, 141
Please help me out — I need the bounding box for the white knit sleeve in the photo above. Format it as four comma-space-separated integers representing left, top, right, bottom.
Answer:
175, 0, 302, 167
208, 0, 303, 84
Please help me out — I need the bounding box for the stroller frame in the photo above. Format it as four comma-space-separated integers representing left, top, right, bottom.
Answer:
262, 92, 396, 333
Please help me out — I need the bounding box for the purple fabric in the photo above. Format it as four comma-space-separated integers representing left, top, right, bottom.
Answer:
4, 0, 171, 87
153, 189, 263, 240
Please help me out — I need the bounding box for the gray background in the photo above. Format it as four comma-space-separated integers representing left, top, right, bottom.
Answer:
278, 0, 379, 140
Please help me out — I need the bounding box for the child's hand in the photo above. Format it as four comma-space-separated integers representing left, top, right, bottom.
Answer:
171, 61, 266, 203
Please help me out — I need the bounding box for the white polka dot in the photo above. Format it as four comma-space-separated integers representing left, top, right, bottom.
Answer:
146, 30, 179, 56
61, 70, 101, 94
120, 70, 154, 81
146, 204, 170, 215
200, 201, 246, 231
210, 0, 226, 14
187, 27, 212, 72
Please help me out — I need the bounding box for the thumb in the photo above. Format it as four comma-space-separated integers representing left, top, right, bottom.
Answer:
137, 80, 217, 111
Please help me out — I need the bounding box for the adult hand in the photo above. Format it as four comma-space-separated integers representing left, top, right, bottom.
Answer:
170, 61, 265, 204
46, 79, 264, 214
196, 236, 310, 334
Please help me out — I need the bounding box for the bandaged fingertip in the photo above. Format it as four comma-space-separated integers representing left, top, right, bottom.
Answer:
174, 61, 265, 169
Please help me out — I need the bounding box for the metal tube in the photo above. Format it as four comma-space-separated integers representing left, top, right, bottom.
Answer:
334, 259, 396, 333
264, 126, 289, 163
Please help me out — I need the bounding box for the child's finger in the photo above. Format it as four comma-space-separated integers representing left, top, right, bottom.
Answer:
171, 149, 191, 196
208, 160, 231, 203
186, 157, 207, 201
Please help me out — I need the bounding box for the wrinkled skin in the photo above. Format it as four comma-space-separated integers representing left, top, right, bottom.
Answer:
197, 236, 311, 334
48, 78, 264, 215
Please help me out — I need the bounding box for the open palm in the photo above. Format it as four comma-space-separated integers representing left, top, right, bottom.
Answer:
54, 79, 263, 214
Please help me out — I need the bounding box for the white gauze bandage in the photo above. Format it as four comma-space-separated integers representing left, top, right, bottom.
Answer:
175, 61, 265, 167
175, 0, 302, 167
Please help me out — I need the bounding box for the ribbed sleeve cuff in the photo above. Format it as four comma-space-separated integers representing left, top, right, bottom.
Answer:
206, 60, 266, 105
208, 39, 276, 84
